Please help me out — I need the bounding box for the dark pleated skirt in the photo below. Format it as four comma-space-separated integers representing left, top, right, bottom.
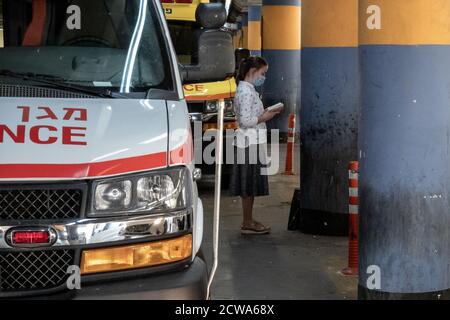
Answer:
229, 144, 269, 197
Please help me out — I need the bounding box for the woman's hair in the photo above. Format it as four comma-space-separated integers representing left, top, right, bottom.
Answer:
236, 56, 268, 84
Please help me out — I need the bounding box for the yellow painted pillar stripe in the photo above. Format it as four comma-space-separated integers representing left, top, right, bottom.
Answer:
262, 6, 301, 50
233, 32, 241, 49
248, 21, 262, 51
302, 0, 358, 48
243, 26, 249, 49
359, 0, 450, 45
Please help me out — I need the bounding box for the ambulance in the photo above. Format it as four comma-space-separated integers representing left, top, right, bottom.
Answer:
0, 0, 225, 299
162, 0, 237, 182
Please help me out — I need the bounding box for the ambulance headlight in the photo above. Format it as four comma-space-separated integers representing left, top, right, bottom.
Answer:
91, 167, 192, 216
94, 181, 132, 211
205, 101, 218, 113
224, 99, 235, 116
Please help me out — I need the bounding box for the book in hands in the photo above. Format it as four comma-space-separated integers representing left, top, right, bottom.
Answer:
267, 103, 284, 112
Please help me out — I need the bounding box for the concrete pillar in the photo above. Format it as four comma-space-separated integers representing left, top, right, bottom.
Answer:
233, 15, 246, 50
359, 0, 450, 299
233, 26, 242, 49
242, 13, 248, 50
298, 0, 359, 236
248, 4, 262, 56
261, 0, 301, 133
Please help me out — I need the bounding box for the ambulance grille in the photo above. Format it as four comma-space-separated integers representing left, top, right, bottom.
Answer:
0, 84, 95, 98
0, 250, 75, 292
0, 188, 84, 220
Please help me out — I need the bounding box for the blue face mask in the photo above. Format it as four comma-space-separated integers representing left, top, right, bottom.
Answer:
253, 75, 266, 87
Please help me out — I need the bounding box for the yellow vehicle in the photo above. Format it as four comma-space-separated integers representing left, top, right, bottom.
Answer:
162, 0, 237, 180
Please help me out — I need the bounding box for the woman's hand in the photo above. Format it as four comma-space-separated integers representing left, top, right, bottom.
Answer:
258, 109, 282, 124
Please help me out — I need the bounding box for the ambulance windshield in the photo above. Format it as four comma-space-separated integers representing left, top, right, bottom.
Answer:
0, 0, 174, 93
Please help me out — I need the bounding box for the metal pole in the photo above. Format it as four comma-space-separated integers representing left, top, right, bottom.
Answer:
206, 99, 225, 299
224, 0, 232, 16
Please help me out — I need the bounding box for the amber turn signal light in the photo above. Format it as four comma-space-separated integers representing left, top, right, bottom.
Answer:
80, 234, 192, 274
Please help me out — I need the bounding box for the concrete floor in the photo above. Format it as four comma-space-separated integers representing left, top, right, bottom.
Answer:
198, 143, 358, 300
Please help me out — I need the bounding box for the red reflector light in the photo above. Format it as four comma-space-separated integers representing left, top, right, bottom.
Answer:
161, 0, 174, 3
12, 231, 50, 244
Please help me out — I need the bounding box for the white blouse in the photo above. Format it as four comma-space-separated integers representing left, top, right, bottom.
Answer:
234, 81, 267, 148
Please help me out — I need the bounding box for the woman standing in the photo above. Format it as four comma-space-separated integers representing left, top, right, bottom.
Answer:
229, 56, 283, 235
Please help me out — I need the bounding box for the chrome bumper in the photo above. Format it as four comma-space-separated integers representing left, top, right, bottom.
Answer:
0, 210, 192, 249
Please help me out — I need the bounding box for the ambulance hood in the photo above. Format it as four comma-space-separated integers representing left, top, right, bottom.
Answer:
0, 98, 179, 181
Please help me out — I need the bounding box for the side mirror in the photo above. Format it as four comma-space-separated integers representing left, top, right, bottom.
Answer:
182, 30, 235, 83
181, 3, 235, 83
196, 3, 227, 29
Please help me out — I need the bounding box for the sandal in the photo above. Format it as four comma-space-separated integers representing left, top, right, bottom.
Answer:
241, 220, 271, 235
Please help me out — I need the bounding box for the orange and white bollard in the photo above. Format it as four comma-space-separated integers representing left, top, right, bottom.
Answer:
283, 113, 296, 175
341, 161, 359, 276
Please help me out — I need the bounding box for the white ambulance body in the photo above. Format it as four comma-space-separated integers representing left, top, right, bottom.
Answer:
0, 0, 207, 299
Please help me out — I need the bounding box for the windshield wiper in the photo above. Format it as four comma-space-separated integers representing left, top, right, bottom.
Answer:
0, 69, 117, 98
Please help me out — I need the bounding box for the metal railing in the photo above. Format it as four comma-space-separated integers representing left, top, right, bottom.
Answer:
206, 99, 225, 299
